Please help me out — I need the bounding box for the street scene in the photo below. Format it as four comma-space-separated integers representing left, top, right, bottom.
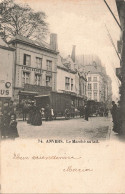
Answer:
0, 0, 125, 141
17, 117, 112, 140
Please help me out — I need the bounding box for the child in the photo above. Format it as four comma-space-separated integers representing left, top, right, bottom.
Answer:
9, 114, 19, 140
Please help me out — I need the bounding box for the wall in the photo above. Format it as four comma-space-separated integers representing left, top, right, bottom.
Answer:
0, 47, 15, 99
14, 43, 58, 100
57, 68, 76, 93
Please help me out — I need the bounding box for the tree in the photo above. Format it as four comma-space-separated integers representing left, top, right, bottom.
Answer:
0, 0, 49, 42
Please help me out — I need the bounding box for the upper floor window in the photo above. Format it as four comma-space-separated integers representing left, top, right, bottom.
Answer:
83, 83, 84, 94
93, 83, 97, 90
94, 92, 97, 100
46, 76, 51, 87
22, 72, 30, 86
65, 77, 70, 90
36, 57, 42, 69
35, 74, 41, 86
93, 77, 97, 81
46, 60, 52, 71
71, 79, 73, 91
23, 54, 31, 66
88, 92, 92, 100
88, 77, 91, 82
88, 83, 92, 90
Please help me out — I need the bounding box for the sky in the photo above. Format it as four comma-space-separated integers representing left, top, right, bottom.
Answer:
4, 0, 122, 100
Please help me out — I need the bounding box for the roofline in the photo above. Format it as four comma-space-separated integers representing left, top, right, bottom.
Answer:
0, 45, 15, 51
57, 65, 77, 74
8, 38, 59, 55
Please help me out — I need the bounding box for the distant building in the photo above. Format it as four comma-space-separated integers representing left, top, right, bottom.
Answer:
84, 61, 112, 106
8, 34, 58, 102
0, 38, 15, 111
57, 46, 87, 108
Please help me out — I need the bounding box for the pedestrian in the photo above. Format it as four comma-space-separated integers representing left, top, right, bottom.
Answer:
31, 102, 42, 126
27, 101, 34, 124
8, 100, 15, 115
1, 107, 10, 139
84, 104, 89, 121
8, 114, 19, 140
22, 100, 28, 121
111, 101, 119, 133
45, 104, 51, 121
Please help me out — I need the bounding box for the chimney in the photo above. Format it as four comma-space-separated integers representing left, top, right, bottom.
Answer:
50, 33, 58, 51
71, 45, 76, 63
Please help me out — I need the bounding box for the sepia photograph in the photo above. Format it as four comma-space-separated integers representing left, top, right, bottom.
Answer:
0, 0, 125, 193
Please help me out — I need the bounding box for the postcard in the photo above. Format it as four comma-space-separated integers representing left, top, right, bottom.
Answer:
0, 0, 125, 193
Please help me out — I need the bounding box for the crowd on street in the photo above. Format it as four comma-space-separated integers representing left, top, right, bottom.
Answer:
0, 99, 122, 140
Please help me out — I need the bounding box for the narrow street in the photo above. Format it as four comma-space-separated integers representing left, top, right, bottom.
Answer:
17, 116, 113, 140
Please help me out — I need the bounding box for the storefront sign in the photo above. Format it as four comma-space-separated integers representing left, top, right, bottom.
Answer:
0, 80, 12, 97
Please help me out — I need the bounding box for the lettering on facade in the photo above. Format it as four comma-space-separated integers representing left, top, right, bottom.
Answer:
0, 90, 9, 96
22, 66, 42, 74
0, 81, 12, 97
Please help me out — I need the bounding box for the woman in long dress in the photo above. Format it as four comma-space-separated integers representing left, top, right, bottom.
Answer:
31, 103, 42, 126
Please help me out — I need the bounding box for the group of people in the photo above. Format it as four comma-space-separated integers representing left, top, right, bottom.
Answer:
1, 100, 19, 140
111, 101, 121, 134
21, 100, 53, 125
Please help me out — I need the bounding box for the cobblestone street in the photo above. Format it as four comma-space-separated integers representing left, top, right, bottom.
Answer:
17, 116, 113, 141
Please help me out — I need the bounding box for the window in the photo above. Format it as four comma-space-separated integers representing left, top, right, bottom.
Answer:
93, 83, 97, 90
88, 83, 92, 90
36, 57, 42, 69
46, 76, 51, 87
88, 77, 91, 82
22, 72, 30, 86
46, 60, 52, 71
65, 77, 70, 90
94, 92, 97, 100
93, 77, 97, 81
83, 83, 84, 95
71, 79, 73, 91
85, 85, 86, 95
23, 54, 31, 66
88, 92, 92, 100
35, 74, 41, 85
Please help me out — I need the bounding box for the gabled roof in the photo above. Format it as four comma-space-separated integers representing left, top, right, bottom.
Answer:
8, 35, 58, 54
0, 37, 9, 47
0, 37, 15, 51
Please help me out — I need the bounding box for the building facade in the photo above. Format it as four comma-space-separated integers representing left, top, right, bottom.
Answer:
84, 62, 112, 105
0, 38, 15, 112
57, 53, 87, 108
8, 34, 58, 102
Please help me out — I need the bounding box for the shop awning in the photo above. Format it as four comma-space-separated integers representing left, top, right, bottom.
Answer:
19, 91, 38, 95
34, 94, 50, 98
